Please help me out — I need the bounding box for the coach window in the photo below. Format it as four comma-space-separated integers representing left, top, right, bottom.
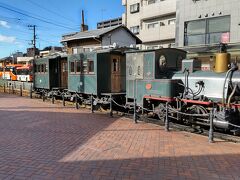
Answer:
83, 61, 88, 74
88, 60, 94, 74
35, 65, 38, 73
39, 64, 42, 73
42, 64, 45, 73
112, 59, 120, 72
45, 64, 48, 72
76, 61, 81, 73
70, 61, 75, 74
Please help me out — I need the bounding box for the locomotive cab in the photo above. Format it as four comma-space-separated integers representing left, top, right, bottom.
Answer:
126, 48, 187, 106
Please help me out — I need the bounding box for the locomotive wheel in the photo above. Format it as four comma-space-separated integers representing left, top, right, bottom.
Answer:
155, 103, 175, 121
182, 105, 208, 126
100, 104, 109, 111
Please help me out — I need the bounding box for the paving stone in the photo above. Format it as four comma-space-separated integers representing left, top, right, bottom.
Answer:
0, 93, 240, 180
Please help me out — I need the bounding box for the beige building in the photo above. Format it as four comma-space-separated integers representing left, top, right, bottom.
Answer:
122, 0, 176, 49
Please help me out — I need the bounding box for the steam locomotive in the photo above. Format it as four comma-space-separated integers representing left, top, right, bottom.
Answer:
33, 46, 240, 133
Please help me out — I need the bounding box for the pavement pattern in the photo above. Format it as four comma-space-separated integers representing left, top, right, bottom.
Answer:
0, 93, 240, 180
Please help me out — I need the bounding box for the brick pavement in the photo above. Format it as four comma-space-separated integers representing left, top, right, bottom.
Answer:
0, 93, 240, 180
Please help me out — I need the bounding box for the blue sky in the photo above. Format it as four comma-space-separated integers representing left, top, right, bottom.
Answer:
0, 0, 124, 58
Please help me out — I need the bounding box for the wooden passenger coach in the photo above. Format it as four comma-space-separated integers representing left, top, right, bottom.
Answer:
68, 49, 126, 96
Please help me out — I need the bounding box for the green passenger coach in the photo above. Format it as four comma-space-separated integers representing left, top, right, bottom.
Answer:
67, 49, 126, 98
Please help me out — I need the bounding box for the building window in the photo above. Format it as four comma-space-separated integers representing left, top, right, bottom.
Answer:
130, 3, 139, 13
168, 19, 176, 25
147, 22, 159, 29
148, 0, 165, 5
147, 46, 159, 50
184, 16, 230, 46
130, 26, 140, 35
160, 22, 165, 26
73, 48, 78, 54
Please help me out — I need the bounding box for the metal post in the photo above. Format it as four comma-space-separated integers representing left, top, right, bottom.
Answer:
3, 82, 5, 93
176, 101, 179, 121
62, 94, 65, 106
8, 83, 10, 94
110, 94, 113, 117
165, 102, 169, 132
20, 85, 22, 96
30, 84, 32, 98
133, 79, 137, 123
42, 92, 45, 102
12, 84, 14, 94
133, 98, 137, 123
51, 91, 54, 104
209, 109, 214, 143
91, 94, 94, 113
75, 95, 79, 109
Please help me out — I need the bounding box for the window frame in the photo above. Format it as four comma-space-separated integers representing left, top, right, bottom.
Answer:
88, 59, 95, 74
70, 61, 75, 74
184, 16, 230, 46
130, 25, 140, 35
130, 3, 140, 14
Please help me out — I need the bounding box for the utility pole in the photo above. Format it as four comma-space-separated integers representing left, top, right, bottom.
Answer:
28, 24, 37, 89
28, 25, 37, 58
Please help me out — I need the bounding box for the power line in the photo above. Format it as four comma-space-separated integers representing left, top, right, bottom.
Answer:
25, 0, 78, 24
0, 2, 78, 28
0, 3, 78, 31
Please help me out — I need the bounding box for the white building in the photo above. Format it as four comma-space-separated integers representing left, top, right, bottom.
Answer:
122, 0, 176, 49
176, 0, 240, 47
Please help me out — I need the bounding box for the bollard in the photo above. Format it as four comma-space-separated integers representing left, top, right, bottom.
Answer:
51, 91, 54, 104
209, 110, 214, 143
8, 83, 10, 94
133, 98, 137, 123
165, 102, 169, 132
30, 84, 33, 99
12, 84, 14, 94
42, 91, 45, 102
20, 85, 22, 96
91, 94, 94, 113
110, 95, 113, 117
75, 95, 79, 109
3, 83, 5, 93
62, 94, 65, 106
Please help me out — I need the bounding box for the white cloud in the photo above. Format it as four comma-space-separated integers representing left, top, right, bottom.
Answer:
0, 21, 10, 28
0, 34, 16, 43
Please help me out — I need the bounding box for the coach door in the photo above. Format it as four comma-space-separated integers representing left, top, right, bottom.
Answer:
60, 58, 68, 89
111, 55, 121, 93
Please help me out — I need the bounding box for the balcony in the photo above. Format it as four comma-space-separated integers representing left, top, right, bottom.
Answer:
141, 0, 176, 20
140, 24, 175, 43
